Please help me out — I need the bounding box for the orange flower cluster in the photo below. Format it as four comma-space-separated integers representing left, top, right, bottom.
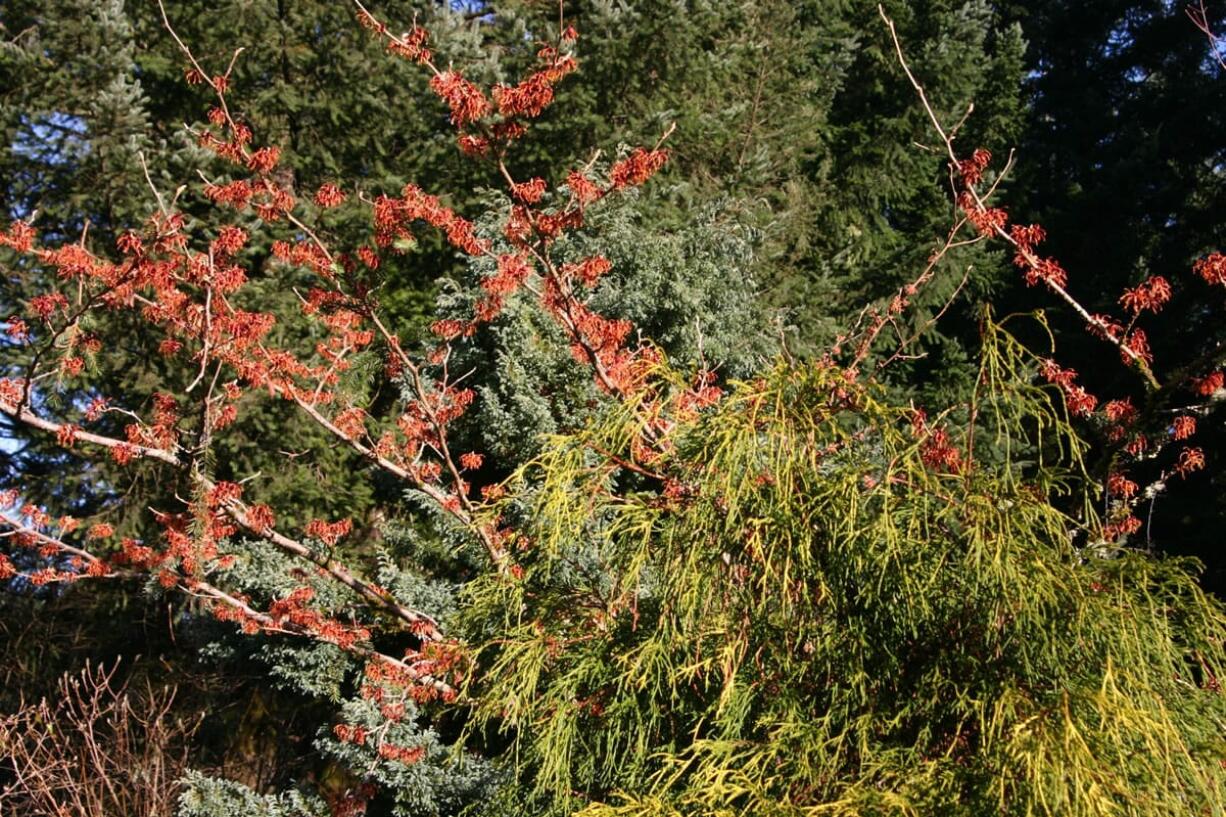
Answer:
492, 47, 577, 119
1039, 359, 1098, 417
1175, 447, 1206, 477
610, 148, 670, 189
511, 178, 547, 204
0, 220, 36, 252
1119, 276, 1172, 314
206, 481, 243, 507
1194, 252, 1226, 286
1193, 371, 1224, 396
566, 170, 601, 205
958, 148, 993, 186
268, 586, 372, 650
245, 504, 276, 533
314, 183, 346, 208
1172, 415, 1197, 440
377, 743, 426, 765
429, 72, 490, 126
333, 407, 368, 441
481, 253, 534, 299
1107, 473, 1138, 499
29, 292, 68, 322
386, 25, 430, 65
565, 256, 613, 288
910, 409, 962, 473
373, 185, 485, 256
333, 723, 367, 745
305, 518, 352, 547
1104, 513, 1142, 542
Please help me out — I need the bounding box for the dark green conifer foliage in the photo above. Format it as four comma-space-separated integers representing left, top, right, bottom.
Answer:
2, 3, 1223, 815
795, 1, 1026, 396
984, 0, 1226, 588
470, 2, 1030, 396
1, 0, 1033, 515
0, 0, 154, 233
0, 0, 403, 528
438, 191, 771, 466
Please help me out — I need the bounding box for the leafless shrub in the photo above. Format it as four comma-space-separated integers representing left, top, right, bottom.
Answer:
0, 659, 203, 817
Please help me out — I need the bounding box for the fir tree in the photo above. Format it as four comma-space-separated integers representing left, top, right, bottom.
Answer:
1, 3, 1223, 816
994, 0, 1226, 589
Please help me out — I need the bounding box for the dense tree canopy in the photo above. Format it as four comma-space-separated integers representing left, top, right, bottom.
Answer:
2, 1, 1225, 816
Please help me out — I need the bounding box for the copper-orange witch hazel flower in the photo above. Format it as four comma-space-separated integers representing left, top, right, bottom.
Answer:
610, 148, 669, 189
1195, 252, 1226, 286
314, 183, 347, 208
246, 504, 276, 533
54, 424, 79, 448
1009, 223, 1046, 249
333, 723, 367, 746
5, 316, 28, 341
0, 1, 723, 786
377, 743, 426, 766
909, 410, 962, 473
0, 220, 36, 252
1105, 513, 1143, 541
511, 178, 547, 204
480, 253, 533, 298
491, 44, 577, 120
958, 147, 993, 186
429, 318, 467, 341
566, 170, 600, 204
1119, 328, 1153, 367
429, 72, 490, 126
1175, 447, 1206, 477
29, 292, 68, 322
1192, 370, 1224, 396
1039, 359, 1098, 417
1023, 257, 1068, 289
1107, 473, 1139, 499
333, 407, 367, 440
568, 256, 612, 287
386, 25, 430, 64
1172, 415, 1197, 440
374, 184, 486, 255
306, 518, 353, 547
967, 205, 1008, 237
245, 146, 280, 174
1119, 276, 1172, 314
457, 133, 489, 157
